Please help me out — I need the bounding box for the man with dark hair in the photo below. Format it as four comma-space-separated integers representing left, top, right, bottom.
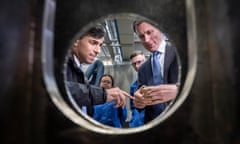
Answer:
129, 50, 146, 127
132, 20, 179, 123
66, 25, 131, 116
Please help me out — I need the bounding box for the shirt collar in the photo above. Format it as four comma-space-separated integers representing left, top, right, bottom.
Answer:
156, 39, 166, 54
73, 54, 81, 68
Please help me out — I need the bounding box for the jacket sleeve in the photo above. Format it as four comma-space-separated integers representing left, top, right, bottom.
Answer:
164, 43, 179, 84
66, 81, 107, 106
168, 54, 179, 83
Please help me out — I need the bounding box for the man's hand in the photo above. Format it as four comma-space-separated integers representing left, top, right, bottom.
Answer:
133, 86, 151, 109
106, 87, 133, 107
142, 84, 178, 105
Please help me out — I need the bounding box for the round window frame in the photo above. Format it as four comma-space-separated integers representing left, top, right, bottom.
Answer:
41, 0, 197, 135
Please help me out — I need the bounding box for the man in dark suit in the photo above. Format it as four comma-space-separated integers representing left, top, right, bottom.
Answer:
132, 20, 179, 123
66, 25, 131, 116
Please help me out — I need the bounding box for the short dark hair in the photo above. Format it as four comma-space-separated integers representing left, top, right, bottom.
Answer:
132, 19, 159, 34
99, 74, 114, 87
80, 24, 106, 39
129, 50, 144, 59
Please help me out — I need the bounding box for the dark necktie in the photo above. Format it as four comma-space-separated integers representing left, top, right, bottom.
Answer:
78, 64, 87, 114
145, 51, 167, 123
152, 51, 163, 85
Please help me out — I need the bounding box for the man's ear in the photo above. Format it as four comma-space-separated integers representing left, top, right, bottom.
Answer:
73, 40, 79, 47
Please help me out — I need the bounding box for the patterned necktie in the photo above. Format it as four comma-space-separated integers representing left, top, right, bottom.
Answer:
152, 51, 163, 85
145, 51, 166, 123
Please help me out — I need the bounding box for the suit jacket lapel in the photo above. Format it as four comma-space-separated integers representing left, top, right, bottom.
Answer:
163, 42, 175, 82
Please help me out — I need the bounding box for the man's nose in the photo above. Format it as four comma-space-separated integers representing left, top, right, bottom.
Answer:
143, 34, 150, 42
135, 64, 141, 69
94, 46, 101, 54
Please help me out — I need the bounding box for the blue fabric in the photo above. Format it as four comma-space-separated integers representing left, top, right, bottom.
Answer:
137, 42, 179, 123
147, 51, 166, 121
93, 101, 127, 128
85, 60, 104, 86
129, 80, 145, 128
152, 51, 163, 85
78, 65, 89, 114
81, 106, 87, 114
